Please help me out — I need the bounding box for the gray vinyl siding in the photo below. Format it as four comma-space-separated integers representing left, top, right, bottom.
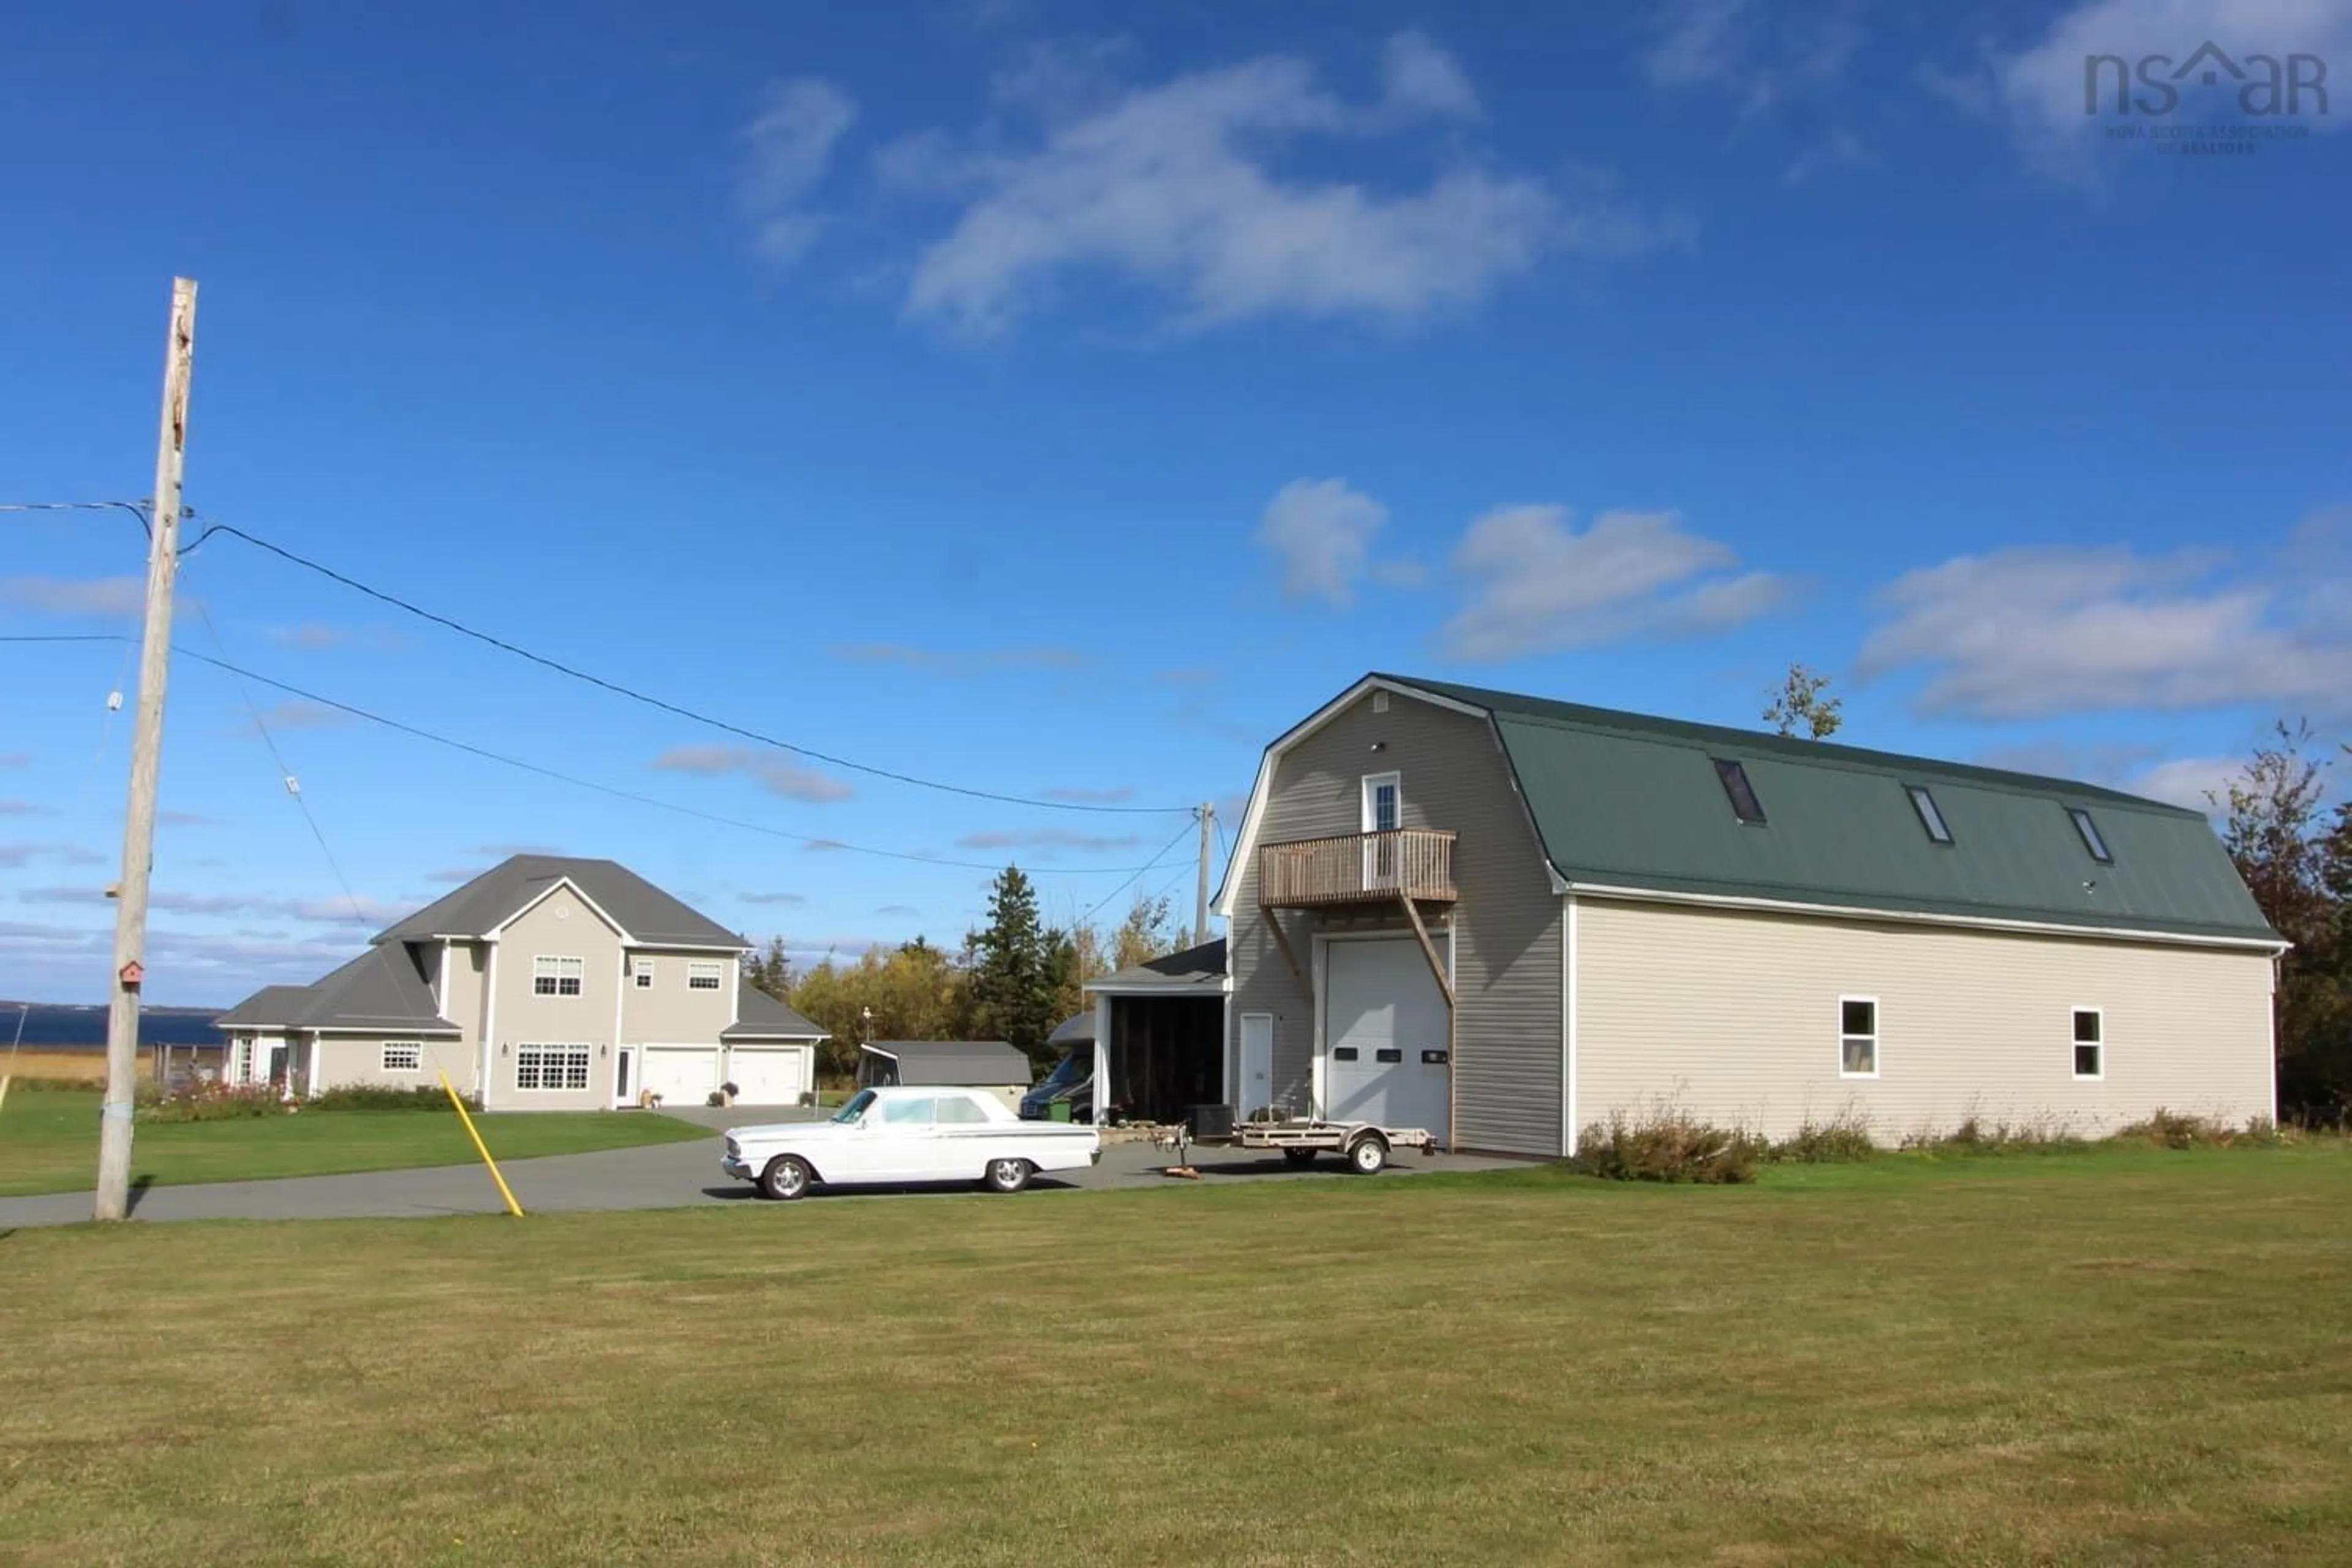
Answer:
1228, 689, 1565, 1156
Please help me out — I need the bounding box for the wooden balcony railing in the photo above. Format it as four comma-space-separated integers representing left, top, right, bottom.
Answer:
1258, 828, 1458, 909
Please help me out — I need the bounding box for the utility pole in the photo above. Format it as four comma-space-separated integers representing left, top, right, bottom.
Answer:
94, 277, 197, 1223
1194, 802, 1215, 948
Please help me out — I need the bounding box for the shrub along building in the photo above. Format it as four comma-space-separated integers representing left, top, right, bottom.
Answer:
1216, 674, 2284, 1155
215, 856, 826, 1109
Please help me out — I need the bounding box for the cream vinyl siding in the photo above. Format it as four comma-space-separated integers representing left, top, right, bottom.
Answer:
622, 949, 741, 1043
1226, 688, 1564, 1153
311, 1034, 473, 1092
1574, 898, 2274, 1142
484, 884, 622, 1109
442, 941, 486, 1046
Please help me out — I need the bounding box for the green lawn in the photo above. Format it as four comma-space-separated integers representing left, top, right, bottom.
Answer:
0, 1086, 709, 1196
2, 1146, 2348, 1566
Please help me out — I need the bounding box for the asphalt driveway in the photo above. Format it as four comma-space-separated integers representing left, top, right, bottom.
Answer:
0, 1112, 1524, 1228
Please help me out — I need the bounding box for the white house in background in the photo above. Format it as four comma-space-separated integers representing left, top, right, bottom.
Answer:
215, 855, 827, 1109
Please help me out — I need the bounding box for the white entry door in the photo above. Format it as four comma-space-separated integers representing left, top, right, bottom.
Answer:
1322, 938, 1450, 1134
641, 1046, 719, 1107
727, 1046, 808, 1106
1238, 1013, 1275, 1118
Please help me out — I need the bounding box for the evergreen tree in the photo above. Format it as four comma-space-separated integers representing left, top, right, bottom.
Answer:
968, 866, 1060, 1069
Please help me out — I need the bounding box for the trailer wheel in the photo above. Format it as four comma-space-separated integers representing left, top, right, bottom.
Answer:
1346, 1134, 1389, 1175
1282, 1147, 1318, 1167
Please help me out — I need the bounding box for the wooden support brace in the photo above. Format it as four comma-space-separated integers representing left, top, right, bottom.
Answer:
1398, 894, 1454, 1005
1262, 908, 1306, 986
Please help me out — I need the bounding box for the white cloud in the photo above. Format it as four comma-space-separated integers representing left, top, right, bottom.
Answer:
0, 575, 143, 617
1439, 505, 1788, 662
1643, 0, 1869, 177
1860, 542, 2352, 719
2125, 755, 2251, 811
1256, 479, 1390, 605
1381, 30, 1481, 118
900, 43, 1662, 335
1645, 0, 1755, 88
249, 700, 350, 733
1930, 0, 2352, 176
738, 891, 808, 907
653, 745, 856, 803
954, 826, 1148, 854
740, 77, 858, 262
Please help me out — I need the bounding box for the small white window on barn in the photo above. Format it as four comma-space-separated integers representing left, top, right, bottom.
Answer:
1373, 690, 1389, 713
381, 1042, 423, 1073
2072, 1008, 2103, 1080
687, 960, 725, 992
533, 955, 584, 998
1839, 997, 1879, 1079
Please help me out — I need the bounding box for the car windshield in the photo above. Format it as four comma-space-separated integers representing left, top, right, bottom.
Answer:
1042, 1052, 1087, 1089
830, 1088, 876, 1125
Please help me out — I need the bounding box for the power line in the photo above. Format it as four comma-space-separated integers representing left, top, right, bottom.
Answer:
186, 587, 418, 1025
183, 516, 1190, 817
0, 499, 151, 539
0, 634, 1169, 876
1076, 818, 1196, 928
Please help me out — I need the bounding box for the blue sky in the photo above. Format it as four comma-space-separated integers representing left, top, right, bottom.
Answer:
3, 0, 2348, 1005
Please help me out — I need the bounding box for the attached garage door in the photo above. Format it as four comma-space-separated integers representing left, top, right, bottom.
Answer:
1324, 938, 1450, 1134
727, 1045, 810, 1106
642, 1045, 719, 1107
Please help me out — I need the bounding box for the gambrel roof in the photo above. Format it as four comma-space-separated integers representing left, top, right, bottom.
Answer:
1217, 674, 2278, 947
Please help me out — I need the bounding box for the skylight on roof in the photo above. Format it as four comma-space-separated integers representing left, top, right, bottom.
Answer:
2068, 807, 2113, 864
1712, 758, 1766, 825
1907, 785, 1953, 845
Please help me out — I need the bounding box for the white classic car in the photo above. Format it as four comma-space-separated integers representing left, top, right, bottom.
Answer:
723, 1084, 1102, 1200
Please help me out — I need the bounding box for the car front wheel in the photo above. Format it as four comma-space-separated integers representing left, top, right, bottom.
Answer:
981, 1157, 1033, 1194
760, 1154, 814, 1200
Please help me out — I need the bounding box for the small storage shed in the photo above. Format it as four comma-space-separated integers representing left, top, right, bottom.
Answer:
1081, 939, 1229, 1126
857, 1040, 1036, 1114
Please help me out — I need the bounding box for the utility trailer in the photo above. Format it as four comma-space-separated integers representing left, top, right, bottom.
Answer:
1227, 1117, 1436, 1174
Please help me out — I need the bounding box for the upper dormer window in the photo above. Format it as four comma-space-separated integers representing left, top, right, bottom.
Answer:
1713, 758, 1766, 825
1907, 785, 1953, 845
2068, 807, 2113, 864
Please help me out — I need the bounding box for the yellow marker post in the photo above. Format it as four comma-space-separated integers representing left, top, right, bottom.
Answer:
440, 1071, 524, 1217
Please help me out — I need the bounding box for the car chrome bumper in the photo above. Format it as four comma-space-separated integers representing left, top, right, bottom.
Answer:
722, 1156, 754, 1179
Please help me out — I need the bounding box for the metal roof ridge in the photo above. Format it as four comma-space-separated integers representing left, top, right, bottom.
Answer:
1379, 673, 2202, 818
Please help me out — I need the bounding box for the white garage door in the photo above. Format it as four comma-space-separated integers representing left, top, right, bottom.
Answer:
727, 1046, 809, 1106
642, 1046, 719, 1107
1324, 938, 1450, 1134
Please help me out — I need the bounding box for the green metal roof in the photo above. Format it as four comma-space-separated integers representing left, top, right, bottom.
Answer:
1382, 675, 2276, 944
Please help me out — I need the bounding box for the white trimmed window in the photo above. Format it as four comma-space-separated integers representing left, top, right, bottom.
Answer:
1839, 997, 1879, 1078
635, 962, 654, 990
533, 955, 584, 998
2073, 1008, 2104, 1080
381, 1042, 423, 1073
516, 1043, 591, 1091
230, 1039, 253, 1084
687, 960, 724, 992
